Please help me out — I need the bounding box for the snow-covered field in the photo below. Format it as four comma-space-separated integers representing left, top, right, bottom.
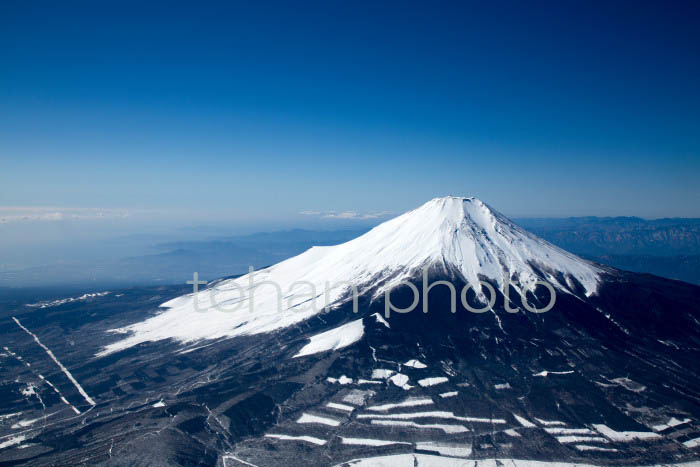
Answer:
367, 398, 434, 412
592, 424, 661, 442
296, 413, 341, 427
263, 434, 327, 446
417, 377, 448, 387
294, 318, 364, 357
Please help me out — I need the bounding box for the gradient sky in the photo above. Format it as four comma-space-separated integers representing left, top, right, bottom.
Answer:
1, 0, 699, 225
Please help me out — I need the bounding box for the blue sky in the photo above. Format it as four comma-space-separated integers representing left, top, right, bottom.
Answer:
1, 0, 699, 227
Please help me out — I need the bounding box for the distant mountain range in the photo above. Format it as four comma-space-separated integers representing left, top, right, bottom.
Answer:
516, 217, 700, 284
1, 217, 699, 290
516, 216, 700, 256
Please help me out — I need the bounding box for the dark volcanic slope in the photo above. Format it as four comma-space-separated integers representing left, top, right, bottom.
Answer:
1, 271, 699, 466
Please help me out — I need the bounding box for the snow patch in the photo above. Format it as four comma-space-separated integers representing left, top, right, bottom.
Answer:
341, 437, 410, 447
342, 390, 374, 406
11, 417, 43, 429
296, 413, 341, 427
294, 319, 364, 358
415, 441, 471, 457
534, 418, 566, 426
326, 402, 354, 412
357, 379, 382, 385
359, 410, 505, 423
370, 419, 468, 434
264, 434, 326, 445
439, 391, 458, 398
327, 375, 353, 385
683, 437, 700, 449
593, 424, 661, 442
20, 384, 36, 397
13, 317, 96, 407
389, 373, 412, 390
367, 398, 433, 411
0, 435, 26, 449
417, 377, 448, 387
652, 417, 691, 432
533, 370, 574, 377
557, 435, 609, 444
575, 445, 618, 452
372, 313, 390, 329
404, 359, 427, 369
371, 369, 394, 379
0, 412, 22, 421
26, 292, 110, 309
513, 414, 536, 428
545, 427, 595, 435
610, 377, 646, 393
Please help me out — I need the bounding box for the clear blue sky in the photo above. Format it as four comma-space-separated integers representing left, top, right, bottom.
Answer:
1, 0, 699, 224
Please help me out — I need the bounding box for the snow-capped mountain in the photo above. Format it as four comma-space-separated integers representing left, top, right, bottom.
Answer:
2, 197, 700, 466
99, 197, 604, 355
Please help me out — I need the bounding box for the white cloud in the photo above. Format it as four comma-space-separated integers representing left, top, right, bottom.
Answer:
300, 210, 392, 220
0, 207, 132, 223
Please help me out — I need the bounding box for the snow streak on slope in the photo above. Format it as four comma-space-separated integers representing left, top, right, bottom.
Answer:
98, 197, 602, 355
263, 434, 327, 446
0, 435, 26, 449
366, 398, 433, 411
3, 345, 81, 414
13, 317, 96, 406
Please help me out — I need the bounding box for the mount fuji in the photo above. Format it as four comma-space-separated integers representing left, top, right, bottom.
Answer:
2, 197, 700, 466
99, 197, 602, 355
